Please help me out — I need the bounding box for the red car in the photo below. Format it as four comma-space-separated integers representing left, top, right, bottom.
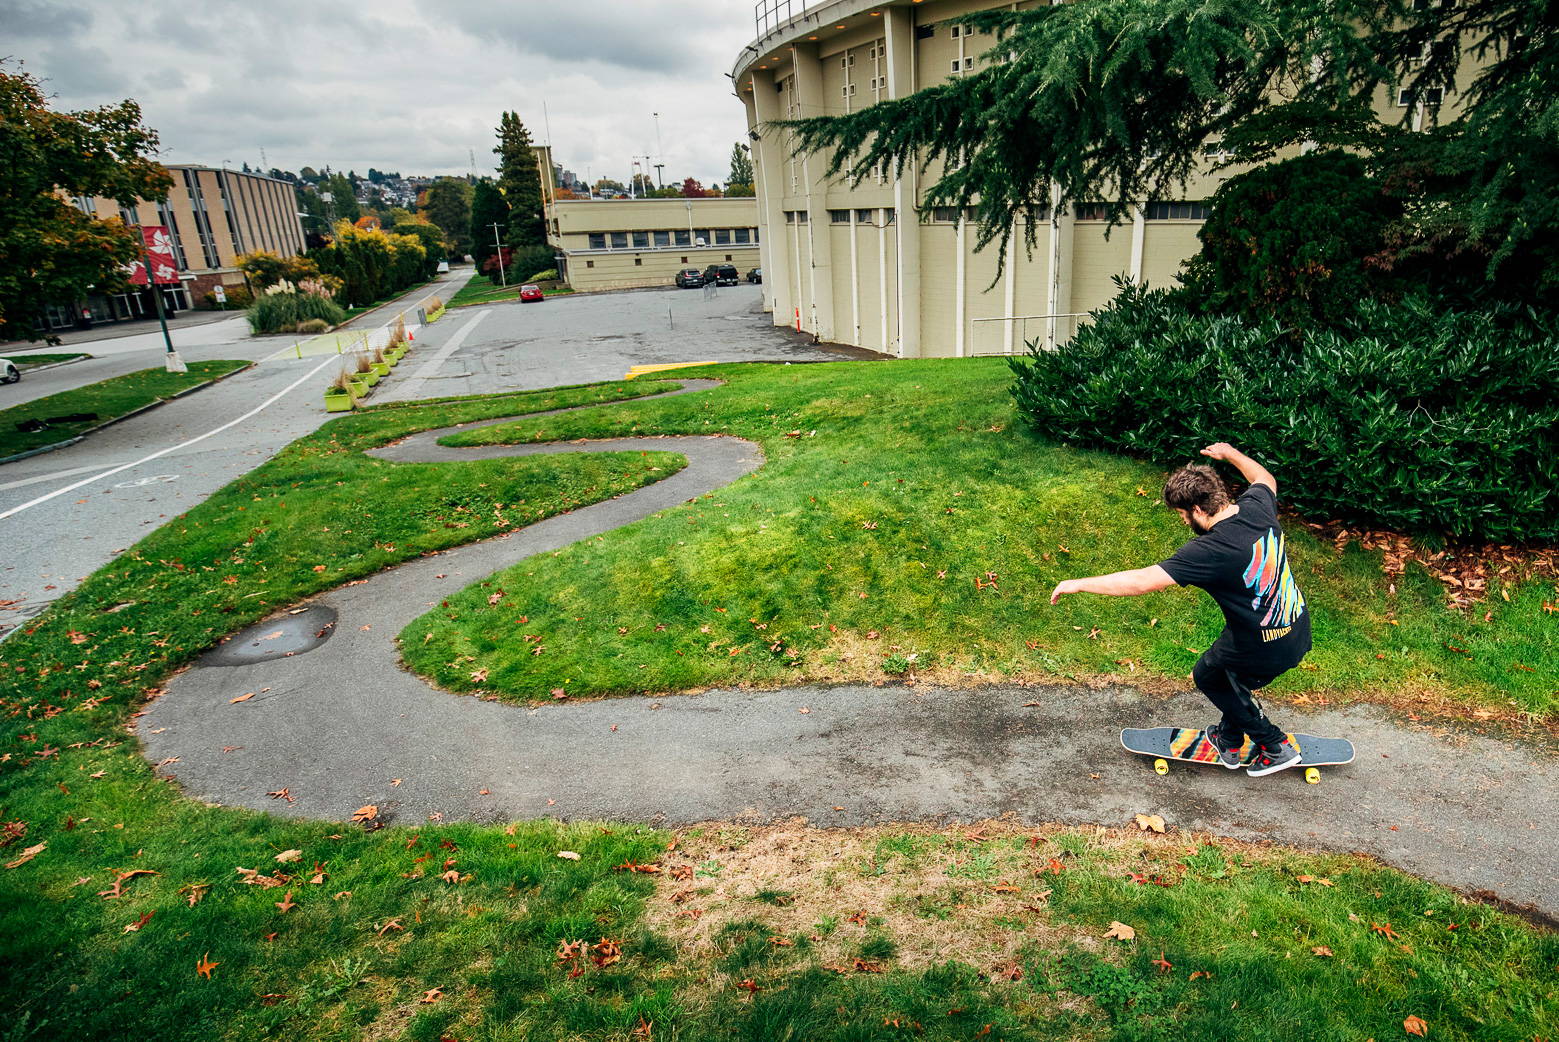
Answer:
518, 284, 544, 302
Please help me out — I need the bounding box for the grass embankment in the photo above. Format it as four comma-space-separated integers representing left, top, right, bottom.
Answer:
340, 277, 440, 322
0, 360, 249, 455
449, 272, 575, 308
0, 367, 1553, 1039
412, 359, 1557, 722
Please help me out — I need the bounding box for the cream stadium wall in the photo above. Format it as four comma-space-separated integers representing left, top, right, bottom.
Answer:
547, 198, 761, 291
735, 0, 1322, 357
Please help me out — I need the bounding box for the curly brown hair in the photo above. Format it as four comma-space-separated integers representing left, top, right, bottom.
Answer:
1163, 464, 1231, 515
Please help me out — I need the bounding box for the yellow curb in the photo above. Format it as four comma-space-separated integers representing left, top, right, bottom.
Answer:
624, 361, 719, 380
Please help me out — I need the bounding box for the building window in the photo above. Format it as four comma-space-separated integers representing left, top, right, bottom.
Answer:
929, 206, 961, 223
695, 228, 711, 244
1145, 201, 1209, 220
681, 256, 688, 263
885, 209, 896, 225
611, 231, 628, 249
632, 231, 649, 248
915, 24, 934, 39
635, 257, 643, 266
589, 233, 606, 249
784, 211, 796, 224
725, 254, 733, 261
734, 228, 750, 244
829, 209, 851, 224
586, 260, 595, 268
1396, 85, 1445, 107
855, 208, 874, 223
654, 230, 670, 247
675, 229, 691, 245
1074, 202, 1110, 221
795, 211, 807, 224
715, 228, 731, 244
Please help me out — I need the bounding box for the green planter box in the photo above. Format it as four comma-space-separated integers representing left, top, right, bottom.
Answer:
324, 390, 354, 412
371, 362, 390, 378
360, 369, 380, 387
350, 378, 371, 398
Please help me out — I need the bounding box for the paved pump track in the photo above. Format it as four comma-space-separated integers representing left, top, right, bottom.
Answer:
140, 380, 1559, 923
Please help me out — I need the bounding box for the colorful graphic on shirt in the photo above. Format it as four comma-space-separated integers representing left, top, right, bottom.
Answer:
1242, 528, 1306, 629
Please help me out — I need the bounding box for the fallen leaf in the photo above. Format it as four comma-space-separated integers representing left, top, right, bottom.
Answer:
376, 919, 403, 936
1404, 1014, 1428, 1037
557, 851, 581, 861
275, 891, 297, 913
352, 805, 378, 823
421, 988, 443, 1004
4, 842, 45, 869
196, 953, 219, 979
1151, 951, 1173, 974
229, 692, 255, 704
1311, 946, 1334, 957
97, 869, 156, 898
1134, 814, 1166, 834
274, 849, 303, 864
1104, 921, 1136, 942
123, 911, 154, 933
1190, 970, 1212, 981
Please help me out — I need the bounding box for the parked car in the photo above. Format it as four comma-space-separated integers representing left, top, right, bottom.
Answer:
746, 267, 763, 284
0, 359, 19, 384
702, 264, 740, 287
518, 284, 545, 302
674, 268, 704, 288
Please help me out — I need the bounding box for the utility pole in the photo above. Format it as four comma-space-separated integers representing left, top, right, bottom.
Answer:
653, 112, 665, 187
489, 222, 507, 286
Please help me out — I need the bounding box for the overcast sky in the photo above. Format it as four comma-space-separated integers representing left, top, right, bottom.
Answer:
4, 0, 760, 187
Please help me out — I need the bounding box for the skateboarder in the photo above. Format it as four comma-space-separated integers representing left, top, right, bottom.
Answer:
1049, 443, 1310, 776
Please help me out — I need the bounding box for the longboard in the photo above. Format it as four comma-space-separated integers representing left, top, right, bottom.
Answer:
1121, 726, 1355, 783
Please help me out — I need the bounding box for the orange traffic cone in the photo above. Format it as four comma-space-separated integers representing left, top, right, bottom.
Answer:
407, 329, 414, 341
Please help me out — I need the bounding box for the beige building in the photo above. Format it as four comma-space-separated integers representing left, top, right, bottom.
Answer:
544, 197, 762, 292
50, 165, 305, 331
734, 0, 1457, 357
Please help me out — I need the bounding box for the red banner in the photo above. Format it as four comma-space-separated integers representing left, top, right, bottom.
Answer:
127, 225, 181, 286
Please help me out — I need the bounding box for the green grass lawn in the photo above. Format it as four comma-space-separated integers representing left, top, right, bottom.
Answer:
449, 272, 575, 308
341, 277, 439, 321
411, 359, 1557, 722
1, 366, 1554, 1040
0, 360, 249, 455
9, 352, 91, 370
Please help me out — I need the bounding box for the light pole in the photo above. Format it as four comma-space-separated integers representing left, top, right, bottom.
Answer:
135, 226, 184, 373
489, 222, 507, 286
653, 112, 665, 187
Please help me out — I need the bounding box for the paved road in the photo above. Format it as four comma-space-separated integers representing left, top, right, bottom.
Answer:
0, 279, 850, 638
141, 385, 1559, 923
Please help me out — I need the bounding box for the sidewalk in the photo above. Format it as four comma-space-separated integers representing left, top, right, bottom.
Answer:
1, 309, 235, 351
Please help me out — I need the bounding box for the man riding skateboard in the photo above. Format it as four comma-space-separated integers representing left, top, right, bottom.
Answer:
1050, 443, 1311, 777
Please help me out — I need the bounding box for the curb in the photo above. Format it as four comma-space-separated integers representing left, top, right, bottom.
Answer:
0, 362, 256, 467
14, 355, 93, 377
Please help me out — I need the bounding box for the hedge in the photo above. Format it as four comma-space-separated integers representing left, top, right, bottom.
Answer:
1009, 283, 1559, 543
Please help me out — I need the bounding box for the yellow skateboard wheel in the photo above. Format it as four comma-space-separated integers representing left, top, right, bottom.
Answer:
1154, 758, 1169, 775
1304, 767, 1320, 784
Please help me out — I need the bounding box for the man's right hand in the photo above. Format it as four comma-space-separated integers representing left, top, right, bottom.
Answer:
1200, 442, 1239, 462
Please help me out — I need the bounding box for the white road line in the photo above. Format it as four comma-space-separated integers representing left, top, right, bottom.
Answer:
0, 354, 338, 522
381, 309, 490, 402
0, 463, 105, 493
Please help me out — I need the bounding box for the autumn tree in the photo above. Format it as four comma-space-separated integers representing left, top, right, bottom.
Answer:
784, 0, 1559, 305
0, 64, 171, 341
679, 177, 709, 198
494, 111, 545, 248
421, 176, 473, 259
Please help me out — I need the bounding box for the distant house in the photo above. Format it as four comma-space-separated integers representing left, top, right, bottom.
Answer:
354, 215, 382, 232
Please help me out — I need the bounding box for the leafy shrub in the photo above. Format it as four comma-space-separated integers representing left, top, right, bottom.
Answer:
296, 318, 331, 334
529, 268, 558, 282
491, 245, 553, 286
244, 279, 346, 334
203, 285, 253, 309
1180, 151, 1404, 329
1009, 283, 1559, 542
310, 221, 430, 307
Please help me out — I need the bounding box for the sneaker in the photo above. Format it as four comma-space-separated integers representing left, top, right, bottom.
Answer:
1247, 739, 1303, 777
1203, 721, 1244, 770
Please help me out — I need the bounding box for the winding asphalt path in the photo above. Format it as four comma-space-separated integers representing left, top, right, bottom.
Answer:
141, 382, 1559, 922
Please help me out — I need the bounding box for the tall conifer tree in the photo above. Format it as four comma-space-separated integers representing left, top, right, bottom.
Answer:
493, 111, 545, 249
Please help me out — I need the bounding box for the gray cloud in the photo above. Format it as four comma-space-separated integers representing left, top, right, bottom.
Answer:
7, 0, 757, 186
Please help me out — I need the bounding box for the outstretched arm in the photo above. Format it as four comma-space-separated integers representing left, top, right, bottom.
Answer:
1051, 565, 1176, 605
1201, 442, 1276, 494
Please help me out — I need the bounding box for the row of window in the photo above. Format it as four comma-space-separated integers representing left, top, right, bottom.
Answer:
789, 204, 1208, 226
585, 228, 759, 250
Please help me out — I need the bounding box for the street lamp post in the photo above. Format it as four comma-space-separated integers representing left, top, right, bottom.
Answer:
136, 227, 185, 373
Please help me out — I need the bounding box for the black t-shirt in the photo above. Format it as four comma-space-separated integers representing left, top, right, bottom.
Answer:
1158, 484, 1312, 671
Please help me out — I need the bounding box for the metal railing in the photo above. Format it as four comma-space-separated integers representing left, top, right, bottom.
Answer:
754, 0, 818, 37
969, 314, 1090, 355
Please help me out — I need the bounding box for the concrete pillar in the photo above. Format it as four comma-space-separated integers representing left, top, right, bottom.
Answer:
1129, 205, 1146, 285
742, 88, 777, 315
885, 5, 921, 358
1045, 183, 1074, 349
749, 69, 794, 332
791, 41, 835, 341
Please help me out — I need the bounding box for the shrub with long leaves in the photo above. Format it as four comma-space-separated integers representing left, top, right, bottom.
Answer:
1009, 283, 1559, 542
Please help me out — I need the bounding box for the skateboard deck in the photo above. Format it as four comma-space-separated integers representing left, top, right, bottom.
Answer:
1121, 726, 1354, 780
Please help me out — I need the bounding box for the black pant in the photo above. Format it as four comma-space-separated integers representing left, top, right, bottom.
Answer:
1192, 650, 1290, 749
